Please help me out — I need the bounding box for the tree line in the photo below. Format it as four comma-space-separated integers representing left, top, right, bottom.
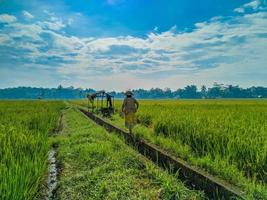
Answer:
0, 83, 266, 99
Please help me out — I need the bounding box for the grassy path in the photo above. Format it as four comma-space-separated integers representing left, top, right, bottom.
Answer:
52, 106, 204, 200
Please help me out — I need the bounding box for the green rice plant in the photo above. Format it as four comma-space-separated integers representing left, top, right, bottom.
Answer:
0, 101, 64, 200
144, 100, 267, 182
70, 99, 267, 198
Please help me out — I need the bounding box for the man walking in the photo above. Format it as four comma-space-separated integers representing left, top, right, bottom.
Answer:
122, 90, 139, 133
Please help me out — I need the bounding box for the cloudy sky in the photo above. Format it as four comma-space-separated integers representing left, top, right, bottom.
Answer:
0, 0, 267, 90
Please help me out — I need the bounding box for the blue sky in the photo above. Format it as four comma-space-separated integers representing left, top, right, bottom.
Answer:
0, 0, 267, 90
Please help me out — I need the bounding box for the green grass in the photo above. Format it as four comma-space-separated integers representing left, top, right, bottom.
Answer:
53, 106, 204, 200
0, 100, 64, 200
71, 99, 267, 199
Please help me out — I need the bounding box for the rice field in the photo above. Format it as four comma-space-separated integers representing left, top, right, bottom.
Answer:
72, 99, 267, 198
130, 100, 267, 181
2, 99, 267, 199
54, 107, 203, 199
0, 101, 64, 200
1, 101, 203, 200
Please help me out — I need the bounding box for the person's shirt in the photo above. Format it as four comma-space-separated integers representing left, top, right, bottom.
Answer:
122, 97, 139, 114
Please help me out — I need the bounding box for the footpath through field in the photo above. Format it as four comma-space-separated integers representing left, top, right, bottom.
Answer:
53, 106, 204, 199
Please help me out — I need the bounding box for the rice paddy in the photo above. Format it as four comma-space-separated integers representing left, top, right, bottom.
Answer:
1, 99, 266, 199
1, 101, 204, 199
0, 101, 64, 200
131, 100, 267, 182
73, 99, 267, 199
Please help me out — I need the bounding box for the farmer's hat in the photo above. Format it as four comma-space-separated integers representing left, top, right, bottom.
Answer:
125, 90, 133, 96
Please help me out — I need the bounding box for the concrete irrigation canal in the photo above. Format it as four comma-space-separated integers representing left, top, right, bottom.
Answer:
46, 147, 58, 200
79, 108, 245, 200
45, 114, 63, 200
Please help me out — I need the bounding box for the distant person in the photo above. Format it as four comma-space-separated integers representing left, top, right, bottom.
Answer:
122, 90, 139, 133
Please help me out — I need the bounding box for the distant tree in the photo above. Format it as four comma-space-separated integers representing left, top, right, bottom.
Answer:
164, 87, 172, 98
182, 85, 198, 98
57, 85, 63, 90
0, 84, 267, 99
38, 89, 45, 99
208, 83, 222, 98
201, 85, 207, 98
67, 86, 74, 90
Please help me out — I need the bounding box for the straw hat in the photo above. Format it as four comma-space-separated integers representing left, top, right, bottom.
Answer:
125, 90, 133, 96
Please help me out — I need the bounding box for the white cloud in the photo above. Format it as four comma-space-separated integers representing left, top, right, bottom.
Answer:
0, 14, 17, 23
43, 9, 55, 17
67, 18, 74, 25
59, 9, 267, 89
0, 34, 11, 43
22, 10, 34, 19
39, 20, 66, 31
234, 0, 266, 13
38, 11, 66, 30
234, 7, 245, 13
4, 23, 44, 41
244, 0, 261, 10
1, 1, 267, 90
